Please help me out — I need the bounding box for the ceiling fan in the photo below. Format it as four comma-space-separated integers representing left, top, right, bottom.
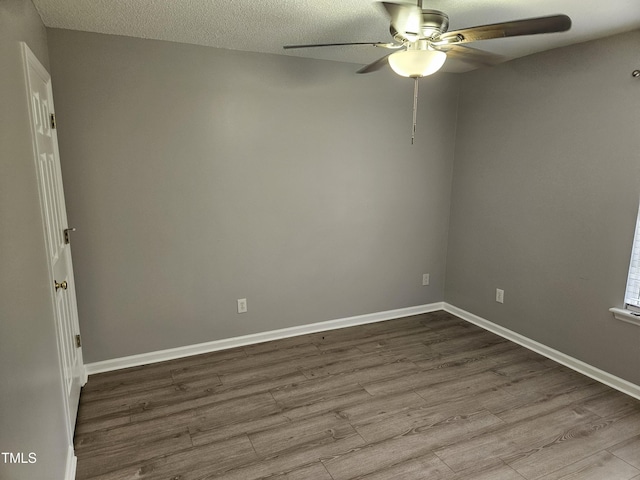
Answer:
284, 1, 571, 143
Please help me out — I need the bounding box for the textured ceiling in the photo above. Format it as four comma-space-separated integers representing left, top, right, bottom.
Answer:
32, 0, 640, 73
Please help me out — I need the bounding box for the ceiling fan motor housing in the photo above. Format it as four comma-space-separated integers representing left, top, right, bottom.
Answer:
421, 10, 449, 38
390, 9, 449, 43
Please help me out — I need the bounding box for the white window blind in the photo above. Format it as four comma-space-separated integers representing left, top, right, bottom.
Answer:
624, 204, 640, 311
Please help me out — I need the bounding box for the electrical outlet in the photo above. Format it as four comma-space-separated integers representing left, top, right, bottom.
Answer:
496, 289, 504, 304
422, 273, 430, 286
237, 298, 247, 313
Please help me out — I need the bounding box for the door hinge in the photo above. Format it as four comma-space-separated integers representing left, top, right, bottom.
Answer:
64, 227, 76, 245
50, 113, 56, 129
75, 334, 82, 348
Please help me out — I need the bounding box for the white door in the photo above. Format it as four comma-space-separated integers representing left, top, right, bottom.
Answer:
21, 43, 84, 435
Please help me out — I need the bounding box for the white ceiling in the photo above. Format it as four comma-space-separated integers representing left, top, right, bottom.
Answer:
32, 0, 640, 73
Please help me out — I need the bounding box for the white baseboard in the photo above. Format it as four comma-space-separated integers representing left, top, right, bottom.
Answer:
84, 301, 640, 401
85, 302, 444, 375
64, 446, 77, 480
444, 303, 640, 401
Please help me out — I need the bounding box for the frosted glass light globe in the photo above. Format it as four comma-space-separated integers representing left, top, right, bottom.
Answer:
388, 50, 447, 78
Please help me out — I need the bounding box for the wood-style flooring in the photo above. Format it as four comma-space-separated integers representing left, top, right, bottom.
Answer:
74, 311, 640, 479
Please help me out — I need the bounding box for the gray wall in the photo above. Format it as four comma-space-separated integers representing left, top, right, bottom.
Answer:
446, 30, 640, 385
0, 0, 71, 479
47, 29, 459, 363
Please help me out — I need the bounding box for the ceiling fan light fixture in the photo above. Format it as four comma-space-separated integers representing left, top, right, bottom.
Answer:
388, 49, 447, 77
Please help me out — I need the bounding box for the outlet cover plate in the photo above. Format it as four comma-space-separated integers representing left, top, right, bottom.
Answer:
237, 298, 248, 313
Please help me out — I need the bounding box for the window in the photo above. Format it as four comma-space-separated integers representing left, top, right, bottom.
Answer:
610, 203, 640, 325
624, 204, 640, 312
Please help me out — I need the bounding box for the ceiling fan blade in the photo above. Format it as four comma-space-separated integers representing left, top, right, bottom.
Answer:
357, 52, 394, 74
283, 42, 401, 50
437, 44, 505, 68
437, 14, 571, 45
380, 2, 423, 40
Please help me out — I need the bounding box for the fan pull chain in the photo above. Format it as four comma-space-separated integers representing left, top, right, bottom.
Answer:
412, 1, 422, 144
411, 77, 419, 145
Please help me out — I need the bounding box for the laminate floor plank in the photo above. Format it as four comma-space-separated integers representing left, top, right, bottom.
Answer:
411, 339, 520, 371
184, 370, 308, 404
349, 451, 456, 480
497, 366, 596, 398
80, 366, 172, 393
271, 346, 364, 374
581, 389, 640, 418
190, 391, 282, 429
353, 397, 503, 446
85, 347, 246, 392
407, 346, 530, 389
263, 461, 334, 480
189, 411, 290, 447
321, 429, 452, 480
79, 375, 175, 402
219, 358, 308, 386
536, 450, 640, 480
278, 387, 373, 422
504, 410, 640, 479
311, 314, 466, 352
450, 460, 527, 480
433, 406, 601, 471
375, 368, 507, 399
242, 334, 320, 355
491, 382, 611, 424
248, 412, 358, 457
335, 390, 427, 425
353, 322, 473, 352
363, 345, 546, 400
270, 361, 420, 409
85, 435, 258, 480
74, 311, 640, 480
609, 434, 640, 469
77, 430, 193, 479
475, 363, 585, 415
82, 378, 222, 422
206, 432, 366, 480
300, 350, 406, 380
129, 373, 304, 422
354, 327, 464, 356
423, 329, 510, 356
74, 410, 131, 436
75, 409, 197, 454
165, 344, 317, 387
